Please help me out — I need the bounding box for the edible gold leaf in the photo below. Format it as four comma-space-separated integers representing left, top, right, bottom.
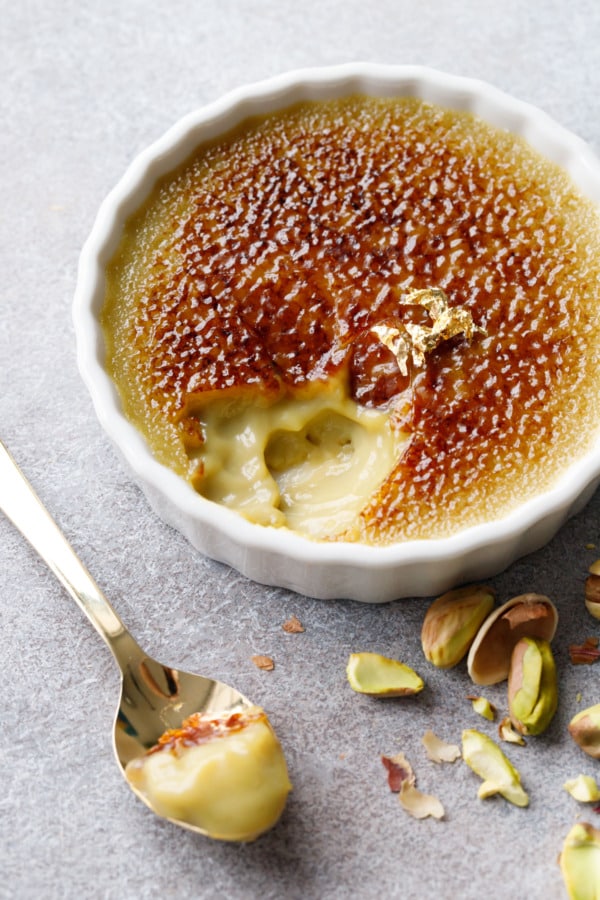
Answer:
371, 287, 485, 375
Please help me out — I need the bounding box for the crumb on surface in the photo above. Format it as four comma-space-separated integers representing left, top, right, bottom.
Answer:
282, 615, 304, 633
252, 654, 275, 671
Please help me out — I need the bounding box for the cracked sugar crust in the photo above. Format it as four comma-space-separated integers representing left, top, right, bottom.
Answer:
103, 96, 600, 543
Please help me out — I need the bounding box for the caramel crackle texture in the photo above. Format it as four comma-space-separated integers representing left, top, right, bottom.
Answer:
103, 97, 600, 542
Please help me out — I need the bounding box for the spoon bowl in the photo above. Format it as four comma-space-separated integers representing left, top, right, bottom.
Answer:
0, 439, 289, 840
114, 652, 250, 771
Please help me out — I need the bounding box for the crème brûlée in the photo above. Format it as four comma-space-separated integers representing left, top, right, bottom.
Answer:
102, 96, 600, 543
124, 706, 291, 842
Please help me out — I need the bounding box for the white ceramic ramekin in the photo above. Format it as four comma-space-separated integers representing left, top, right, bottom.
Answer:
73, 63, 600, 602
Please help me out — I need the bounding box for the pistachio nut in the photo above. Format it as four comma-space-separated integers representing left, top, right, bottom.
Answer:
468, 695, 497, 721
346, 652, 424, 697
564, 774, 600, 803
507, 636, 558, 736
568, 703, 600, 759
559, 822, 600, 900
462, 728, 529, 807
467, 593, 558, 685
421, 585, 495, 668
585, 561, 600, 620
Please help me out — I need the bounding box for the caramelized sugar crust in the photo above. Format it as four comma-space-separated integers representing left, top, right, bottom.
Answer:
103, 97, 600, 542
148, 709, 265, 755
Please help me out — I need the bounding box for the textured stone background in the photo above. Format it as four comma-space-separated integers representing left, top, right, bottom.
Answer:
2, 1, 600, 898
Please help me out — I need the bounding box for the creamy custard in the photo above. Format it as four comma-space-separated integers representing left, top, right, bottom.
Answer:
194, 375, 409, 538
102, 96, 600, 543
125, 707, 291, 842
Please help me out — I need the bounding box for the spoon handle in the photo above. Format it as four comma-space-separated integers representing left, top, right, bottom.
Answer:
0, 439, 133, 656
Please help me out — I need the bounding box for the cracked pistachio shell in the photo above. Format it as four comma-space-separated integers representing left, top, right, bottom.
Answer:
560, 822, 600, 900
462, 729, 528, 807
507, 637, 558, 736
421, 585, 495, 668
346, 652, 424, 697
467, 593, 558, 685
568, 704, 600, 759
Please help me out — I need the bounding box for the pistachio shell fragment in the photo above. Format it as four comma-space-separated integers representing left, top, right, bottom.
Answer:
564, 775, 600, 803
467, 593, 558, 685
422, 730, 461, 764
462, 729, 529, 807
507, 637, 558, 736
560, 822, 600, 900
346, 652, 424, 697
568, 704, 600, 759
421, 585, 495, 668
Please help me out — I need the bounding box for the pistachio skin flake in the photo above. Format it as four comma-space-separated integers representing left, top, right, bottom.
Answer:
507, 637, 558, 736
585, 562, 600, 620
569, 637, 600, 665
399, 782, 445, 820
422, 730, 461, 764
568, 704, 600, 759
421, 585, 495, 669
560, 822, 600, 900
382, 752, 415, 792
346, 652, 424, 697
462, 729, 529, 807
498, 716, 526, 746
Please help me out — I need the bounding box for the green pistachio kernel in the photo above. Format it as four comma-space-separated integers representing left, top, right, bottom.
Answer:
564, 775, 600, 803
507, 636, 558, 736
560, 822, 600, 900
346, 652, 424, 697
462, 728, 529, 808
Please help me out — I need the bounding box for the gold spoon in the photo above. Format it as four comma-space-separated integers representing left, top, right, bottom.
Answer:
0, 439, 290, 840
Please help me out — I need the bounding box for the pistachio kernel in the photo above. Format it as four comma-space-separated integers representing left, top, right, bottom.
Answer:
568, 703, 600, 759
421, 585, 495, 668
462, 729, 529, 807
559, 822, 600, 900
507, 637, 558, 736
564, 774, 600, 803
346, 652, 424, 697
468, 695, 497, 721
